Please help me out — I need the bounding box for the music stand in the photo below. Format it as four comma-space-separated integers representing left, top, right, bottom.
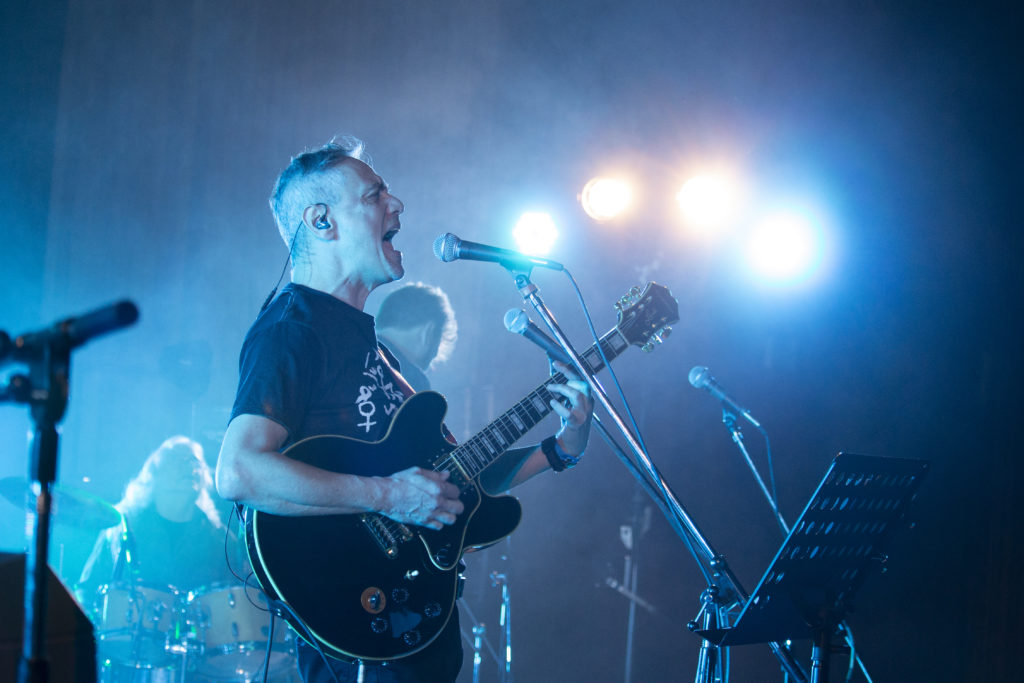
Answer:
695, 453, 928, 682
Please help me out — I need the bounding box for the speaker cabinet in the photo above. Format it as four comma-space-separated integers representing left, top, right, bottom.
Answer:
0, 552, 96, 682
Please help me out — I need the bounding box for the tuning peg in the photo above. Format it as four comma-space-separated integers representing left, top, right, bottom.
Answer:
641, 327, 672, 353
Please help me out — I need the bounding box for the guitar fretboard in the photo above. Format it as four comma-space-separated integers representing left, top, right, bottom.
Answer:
440, 327, 629, 481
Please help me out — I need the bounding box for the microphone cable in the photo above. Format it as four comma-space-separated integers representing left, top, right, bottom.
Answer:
558, 268, 650, 457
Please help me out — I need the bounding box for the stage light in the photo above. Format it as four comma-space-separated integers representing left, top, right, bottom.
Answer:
676, 173, 739, 234
513, 211, 559, 255
580, 177, 633, 221
745, 207, 826, 285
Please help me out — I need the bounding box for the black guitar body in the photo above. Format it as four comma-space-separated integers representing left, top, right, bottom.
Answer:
246, 391, 522, 662
245, 282, 679, 662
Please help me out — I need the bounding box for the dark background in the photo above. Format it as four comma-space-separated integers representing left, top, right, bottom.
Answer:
2, 1, 1021, 680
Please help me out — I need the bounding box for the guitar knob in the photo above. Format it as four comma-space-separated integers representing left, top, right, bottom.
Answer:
423, 603, 442, 618
434, 546, 452, 565
361, 587, 386, 614
370, 617, 388, 634
402, 630, 421, 646
391, 588, 409, 604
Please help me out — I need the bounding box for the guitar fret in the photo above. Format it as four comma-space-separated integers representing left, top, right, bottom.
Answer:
461, 449, 476, 476
460, 443, 479, 474
495, 417, 517, 443
471, 439, 489, 465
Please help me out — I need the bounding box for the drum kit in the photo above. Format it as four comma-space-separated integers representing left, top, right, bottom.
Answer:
0, 477, 296, 682
89, 581, 295, 682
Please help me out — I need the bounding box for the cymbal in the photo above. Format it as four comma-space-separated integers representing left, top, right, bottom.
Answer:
0, 477, 122, 530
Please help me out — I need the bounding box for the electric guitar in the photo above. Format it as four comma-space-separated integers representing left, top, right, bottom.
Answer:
245, 282, 678, 662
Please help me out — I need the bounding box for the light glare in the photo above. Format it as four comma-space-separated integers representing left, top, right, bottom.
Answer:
580, 177, 633, 221
676, 173, 740, 234
513, 212, 558, 255
746, 208, 824, 284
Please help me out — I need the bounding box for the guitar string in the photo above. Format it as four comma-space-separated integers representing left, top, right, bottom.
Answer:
374, 329, 626, 540
428, 330, 619, 479
416, 331, 622, 483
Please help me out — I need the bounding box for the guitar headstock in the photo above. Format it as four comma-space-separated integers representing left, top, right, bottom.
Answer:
614, 282, 679, 352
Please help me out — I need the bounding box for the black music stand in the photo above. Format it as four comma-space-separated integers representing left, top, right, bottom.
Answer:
695, 453, 928, 682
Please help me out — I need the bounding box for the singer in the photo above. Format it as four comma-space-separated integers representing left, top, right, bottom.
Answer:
216, 136, 594, 683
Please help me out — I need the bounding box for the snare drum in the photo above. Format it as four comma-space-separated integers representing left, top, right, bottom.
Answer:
93, 583, 184, 668
187, 584, 293, 678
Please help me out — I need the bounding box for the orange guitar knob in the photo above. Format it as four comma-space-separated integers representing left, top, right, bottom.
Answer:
361, 587, 386, 614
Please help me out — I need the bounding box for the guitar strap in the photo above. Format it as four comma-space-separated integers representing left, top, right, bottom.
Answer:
376, 344, 417, 399
377, 343, 458, 447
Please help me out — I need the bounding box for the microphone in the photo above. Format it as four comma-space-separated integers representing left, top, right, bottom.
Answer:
688, 365, 762, 428
504, 309, 572, 365
2, 300, 140, 365
433, 233, 564, 271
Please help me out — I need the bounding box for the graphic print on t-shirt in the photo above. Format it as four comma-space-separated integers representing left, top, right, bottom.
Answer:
354, 350, 408, 433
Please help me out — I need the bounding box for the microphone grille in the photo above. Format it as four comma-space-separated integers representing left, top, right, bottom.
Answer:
504, 309, 528, 334
432, 233, 460, 262
688, 365, 710, 389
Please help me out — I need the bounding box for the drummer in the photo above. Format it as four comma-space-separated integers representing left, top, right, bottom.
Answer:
78, 435, 237, 597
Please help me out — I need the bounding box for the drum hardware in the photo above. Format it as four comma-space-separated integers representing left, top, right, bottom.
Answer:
185, 584, 294, 680
92, 583, 186, 671
0, 477, 124, 530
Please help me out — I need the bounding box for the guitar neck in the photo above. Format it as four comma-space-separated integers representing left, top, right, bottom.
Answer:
447, 326, 629, 480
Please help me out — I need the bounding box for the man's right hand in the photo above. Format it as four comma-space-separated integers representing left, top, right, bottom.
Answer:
379, 467, 464, 530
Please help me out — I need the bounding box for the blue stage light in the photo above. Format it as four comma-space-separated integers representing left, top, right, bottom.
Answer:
745, 205, 828, 286
513, 212, 559, 256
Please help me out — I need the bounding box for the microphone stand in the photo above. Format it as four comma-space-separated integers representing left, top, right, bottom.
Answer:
718, 409, 874, 681
2, 302, 138, 683
721, 410, 789, 536
507, 270, 807, 682
2, 334, 71, 683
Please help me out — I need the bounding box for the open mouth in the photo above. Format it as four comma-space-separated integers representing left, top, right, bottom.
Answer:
383, 227, 399, 243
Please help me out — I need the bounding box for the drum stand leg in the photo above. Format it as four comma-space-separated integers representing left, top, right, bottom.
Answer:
490, 571, 513, 683
471, 623, 486, 683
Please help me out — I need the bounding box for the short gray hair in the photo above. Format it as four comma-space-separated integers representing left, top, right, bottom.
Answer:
376, 282, 458, 366
269, 136, 371, 256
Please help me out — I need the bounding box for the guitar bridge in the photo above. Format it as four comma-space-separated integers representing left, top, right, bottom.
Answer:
360, 513, 413, 558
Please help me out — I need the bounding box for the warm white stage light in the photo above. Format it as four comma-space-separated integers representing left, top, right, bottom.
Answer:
580, 177, 633, 221
513, 212, 559, 255
676, 173, 738, 233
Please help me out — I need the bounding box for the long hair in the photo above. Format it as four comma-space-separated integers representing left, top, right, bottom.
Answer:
117, 435, 222, 528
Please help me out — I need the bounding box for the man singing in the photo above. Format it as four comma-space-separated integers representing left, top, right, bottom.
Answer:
216, 137, 593, 682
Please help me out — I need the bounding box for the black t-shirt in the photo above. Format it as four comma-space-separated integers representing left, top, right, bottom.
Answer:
230, 283, 462, 682
231, 283, 410, 446
80, 506, 232, 595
